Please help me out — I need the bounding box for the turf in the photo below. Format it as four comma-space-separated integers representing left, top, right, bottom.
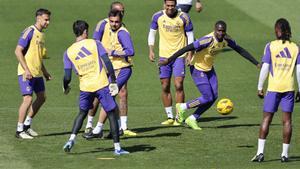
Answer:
0, 0, 300, 168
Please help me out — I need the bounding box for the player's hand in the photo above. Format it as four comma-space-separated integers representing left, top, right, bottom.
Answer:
63, 85, 71, 95
109, 83, 119, 96
25, 70, 33, 80
149, 51, 155, 62
256, 63, 262, 69
43, 71, 52, 81
257, 90, 264, 99
106, 49, 113, 56
158, 59, 169, 66
185, 54, 193, 66
295, 91, 300, 102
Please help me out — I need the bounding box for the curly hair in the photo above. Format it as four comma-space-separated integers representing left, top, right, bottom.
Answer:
275, 18, 291, 43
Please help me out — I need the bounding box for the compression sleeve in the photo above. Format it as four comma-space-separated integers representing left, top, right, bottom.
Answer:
257, 63, 269, 90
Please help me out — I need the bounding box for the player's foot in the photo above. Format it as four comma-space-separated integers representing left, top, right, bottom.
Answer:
15, 131, 33, 139
251, 153, 264, 162
172, 119, 182, 126
82, 130, 103, 140
105, 129, 124, 139
24, 125, 38, 137
84, 127, 93, 134
114, 149, 130, 155
63, 140, 74, 153
123, 129, 137, 137
176, 103, 186, 123
281, 156, 288, 163
185, 116, 202, 130
161, 118, 174, 125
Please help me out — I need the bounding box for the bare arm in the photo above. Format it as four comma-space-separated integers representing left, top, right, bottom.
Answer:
41, 63, 51, 81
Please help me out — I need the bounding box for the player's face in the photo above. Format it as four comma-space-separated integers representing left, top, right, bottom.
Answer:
214, 24, 226, 41
112, 4, 125, 16
37, 14, 50, 29
109, 16, 122, 31
164, 1, 176, 17
275, 26, 282, 39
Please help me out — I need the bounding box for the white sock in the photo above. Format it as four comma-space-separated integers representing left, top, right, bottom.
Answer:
188, 115, 196, 121
85, 115, 94, 128
120, 116, 128, 130
180, 103, 188, 110
165, 106, 173, 119
69, 134, 76, 141
17, 122, 24, 132
257, 139, 266, 155
92, 122, 103, 134
24, 116, 32, 126
114, 142, 121, 151
281, 143, 289, 157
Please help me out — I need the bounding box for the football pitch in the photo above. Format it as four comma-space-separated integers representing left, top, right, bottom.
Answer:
1, 0, 300, 168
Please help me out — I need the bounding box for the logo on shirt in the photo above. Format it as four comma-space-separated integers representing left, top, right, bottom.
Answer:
75, 47, 92, 60
275, 47, 291, 58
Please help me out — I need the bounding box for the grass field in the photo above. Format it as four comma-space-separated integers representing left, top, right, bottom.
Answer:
1, 0, 300, 168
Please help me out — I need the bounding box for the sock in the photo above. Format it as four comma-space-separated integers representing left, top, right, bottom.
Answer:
69, 134, 76, 141
92, 122, 103, 134
120, 116, 128, 130
114, 142, 121, 151
85, 115, 94, 128
281, 143, 289, 157
188, 115, 196, 121
165, 106, 173, 119
180, 103, 188, 110
257, 139, 266, 155
24, 116, 32, 126
17, 122, 24, 132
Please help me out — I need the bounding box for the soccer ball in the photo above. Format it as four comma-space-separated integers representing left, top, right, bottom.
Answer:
216, 98, 233, 115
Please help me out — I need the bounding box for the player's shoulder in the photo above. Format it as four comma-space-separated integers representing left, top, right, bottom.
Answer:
152, 10, 164, 20
20, 26, 34, 39
224, 34, 235, 42
96, 18, 109, 26
197, 35, 213, 45
179, 11, 190, 21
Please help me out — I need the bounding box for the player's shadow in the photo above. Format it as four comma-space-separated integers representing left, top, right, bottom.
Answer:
216, 123, 280, 129
197, 116, 237, 123
263, 156, 300, 163
74, 144, 156, 155
131, 125, 180, 133
121, 132, 181, 140
40, 130, 85, 137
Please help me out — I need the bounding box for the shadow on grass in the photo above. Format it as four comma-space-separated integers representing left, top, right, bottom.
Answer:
216, 123, 280, 129
40, 130, 85, 137
197, 116, 237, 122
73, 144, 156, 155
131, 125, 180, 133
263, 156, 300, 163
121, 132, 181, 140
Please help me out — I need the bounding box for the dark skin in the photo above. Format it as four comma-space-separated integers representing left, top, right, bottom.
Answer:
257, 25, 293, 144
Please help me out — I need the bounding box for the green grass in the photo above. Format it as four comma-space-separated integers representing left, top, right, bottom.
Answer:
1, 0, 300, 168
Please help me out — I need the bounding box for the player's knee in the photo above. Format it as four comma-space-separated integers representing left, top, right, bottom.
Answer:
174, 83, 183, 91
203, 95, 215, 103
161, 84, 171, 93
23, 95, 33, 105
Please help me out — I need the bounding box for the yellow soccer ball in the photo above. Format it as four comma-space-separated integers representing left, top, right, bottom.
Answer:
217, 98, 233, 115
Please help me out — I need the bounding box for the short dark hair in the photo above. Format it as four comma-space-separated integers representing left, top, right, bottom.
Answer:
35, 8, 51, 17
108, 9, 123, 20
73, 20, 89, 37
164, 0, 177, 5
275, 18, 291, 43
215, 20, 227, 30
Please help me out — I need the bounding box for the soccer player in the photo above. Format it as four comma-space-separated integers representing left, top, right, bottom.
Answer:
177, 0, 203, 13
15, 8, 52, 139
62, 20, 129, 155
83, 2, 137, 137
148, 0, 194, 125
159, 20, 260, 130
251, 18, 300, 163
